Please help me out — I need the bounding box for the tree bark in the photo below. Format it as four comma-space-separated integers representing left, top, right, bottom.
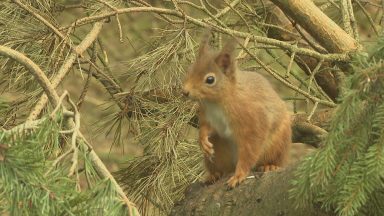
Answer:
170, 165, 334, 216
292, 109, 332, 148
269, 0, 358, 53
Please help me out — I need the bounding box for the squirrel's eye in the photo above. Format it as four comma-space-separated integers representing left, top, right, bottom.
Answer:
205, 76, 215, 85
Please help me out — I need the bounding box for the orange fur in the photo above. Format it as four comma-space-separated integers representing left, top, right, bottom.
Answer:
182, 37, 292, 188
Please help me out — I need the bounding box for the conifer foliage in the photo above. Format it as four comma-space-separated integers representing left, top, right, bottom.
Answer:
0, 111, 138, 215
291, 48, 384, 216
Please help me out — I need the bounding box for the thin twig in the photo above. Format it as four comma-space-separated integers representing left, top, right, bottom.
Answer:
341, 0, 353, 35
116, 14, 124, 42
347, 0, 359, 41
67, 97, 80, 182
285, 41, 298, 78
292, 55, 333, 101
59, 129, 75, 134
2, 101, 74, 136
237, 41, 336, 107
356, 0, 379, 36
236, 36, 250, 59
307, 59, 324, 94
264, 49, 323, 99
252, 19, 300, 38
326, 0, 341, 10
2, 119, 42, 135
77, 42, 97, 109
52, 28, 71, 73
50, 91, 69, 119
203, 0, 218, 12
77, 132, 138, 215
307, 101, 319, 122
13, 0, 77, 72
214, 0, 241, 19
224, 0, 251, 31
200, 0, 228, 27
60, 97, 82, 192
96, 0, 117, 10
96, 0, 124, 42
54, 3, 86, 11
45, 148, 74, 176
131, 1, 183, 24
171, 0, 188, 26
28, 22, 104, 121
381, 0, 384, 26
173, 0, 203, 10
12, 0, 71, 46
75, 64, 124, 110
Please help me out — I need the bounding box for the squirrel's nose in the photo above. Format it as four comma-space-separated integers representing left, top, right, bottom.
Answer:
182, 90, 190, 97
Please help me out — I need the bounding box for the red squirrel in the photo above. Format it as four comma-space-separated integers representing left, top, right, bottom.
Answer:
182, 36, 292, 188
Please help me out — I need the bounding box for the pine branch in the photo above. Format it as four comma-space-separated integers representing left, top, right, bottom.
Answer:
0, 45, 59, 107
27, 21, 104, 121
291, 60, 384, 216
61, 6, 350, 61
270, 0, 358, 53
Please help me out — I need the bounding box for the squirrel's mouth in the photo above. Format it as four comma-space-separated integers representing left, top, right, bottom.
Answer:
183, 94, 197, 101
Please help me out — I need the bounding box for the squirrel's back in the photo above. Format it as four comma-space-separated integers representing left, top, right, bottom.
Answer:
235, 70, 289, 126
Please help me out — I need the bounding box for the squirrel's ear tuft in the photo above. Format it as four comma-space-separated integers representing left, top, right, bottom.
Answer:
215, 40, 236, 75
198, 30, 211, 58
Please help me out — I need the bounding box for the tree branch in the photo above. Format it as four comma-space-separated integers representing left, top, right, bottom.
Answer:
171, 165, 333, 216
266, 7, 341, 101
77, 132, 140, 215
0, 16, 135, 210
270, 0, 359, 53
62, 6, 349, 61
238, 42, 336, 107
3, 92, 140, 215
0, 45, 59, 107
12, 0, 72, 46
27, 22, 104, 121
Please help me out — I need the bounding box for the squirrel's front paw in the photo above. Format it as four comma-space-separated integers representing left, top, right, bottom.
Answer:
226, 173, 247, 189
200, 138, 214, 157
258, 165, 281, 172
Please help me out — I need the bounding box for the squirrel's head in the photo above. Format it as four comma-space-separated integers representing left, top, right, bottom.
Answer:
182, 35, 236, 101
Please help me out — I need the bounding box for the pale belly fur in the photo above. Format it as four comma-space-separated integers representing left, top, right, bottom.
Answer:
203, 101, 238, 165
203, 101, 233, 139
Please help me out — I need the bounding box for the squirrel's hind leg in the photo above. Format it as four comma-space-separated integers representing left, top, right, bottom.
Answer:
259, 115, 292, 172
